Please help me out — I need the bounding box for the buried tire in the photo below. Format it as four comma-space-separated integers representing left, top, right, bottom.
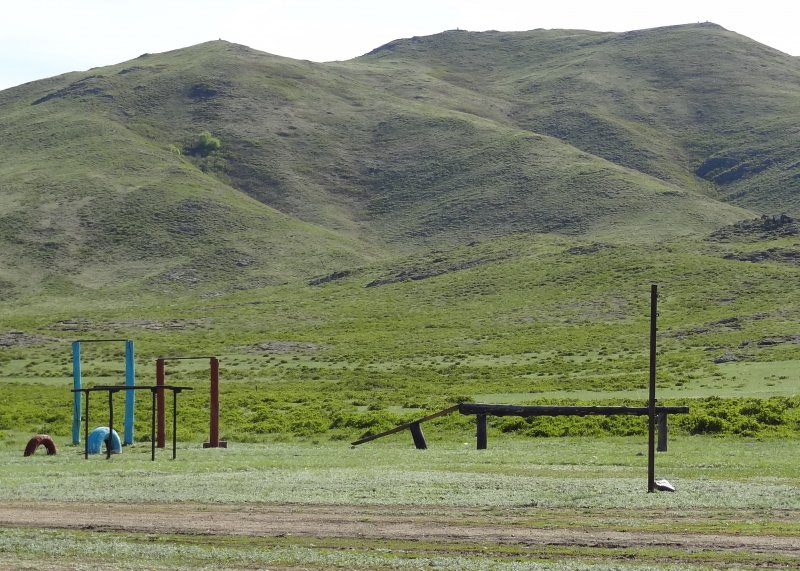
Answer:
87, 426, 122, 455
24, 434, 57, 457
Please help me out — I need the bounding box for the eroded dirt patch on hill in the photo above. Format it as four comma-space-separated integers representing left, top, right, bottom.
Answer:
0, 331, 61, 348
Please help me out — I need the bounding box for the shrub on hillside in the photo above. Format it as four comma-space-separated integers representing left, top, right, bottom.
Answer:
185, 130, 221, 157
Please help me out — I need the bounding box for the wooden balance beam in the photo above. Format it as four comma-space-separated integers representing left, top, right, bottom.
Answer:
351, 402, 689, 451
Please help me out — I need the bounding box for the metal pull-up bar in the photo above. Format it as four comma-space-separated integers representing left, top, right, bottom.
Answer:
72, 385, 192, 461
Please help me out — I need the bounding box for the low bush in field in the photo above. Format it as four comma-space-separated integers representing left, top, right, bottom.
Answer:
676, 396, 800, 437
1, 382, 798, 442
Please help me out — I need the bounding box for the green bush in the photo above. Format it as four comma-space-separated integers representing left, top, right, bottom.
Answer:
185, 131, 221, 157
680, 412, 727, 435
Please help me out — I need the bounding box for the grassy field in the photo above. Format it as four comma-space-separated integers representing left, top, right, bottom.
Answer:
2, 235, 798, 568
3, 436, 799, 507
2, 229, 799, 566
1, 229, 799, 443
1, 437, 798, 569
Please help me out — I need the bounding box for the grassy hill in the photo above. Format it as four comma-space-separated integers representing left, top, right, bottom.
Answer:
360, 23, 800, 211
5, 22, 799, 299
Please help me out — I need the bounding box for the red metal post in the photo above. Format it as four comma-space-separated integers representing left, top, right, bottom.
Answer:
209, 357, 220, 447
156, 358, 166, 448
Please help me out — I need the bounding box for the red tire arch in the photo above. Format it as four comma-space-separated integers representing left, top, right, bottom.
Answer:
24, 434, 57, 456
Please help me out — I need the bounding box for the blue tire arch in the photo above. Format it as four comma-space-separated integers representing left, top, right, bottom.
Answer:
87, 426, 122, 454
71, 339, 135, 446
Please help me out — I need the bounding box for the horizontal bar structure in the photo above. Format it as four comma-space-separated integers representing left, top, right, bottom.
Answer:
458, 403, 689, 417
79, 385, 194, 392
72, 385, 193, 461
74, 339, 129, 343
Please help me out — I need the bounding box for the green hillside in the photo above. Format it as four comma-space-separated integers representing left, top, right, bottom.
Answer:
5, 22, 799, 299
360, 23, 800, 212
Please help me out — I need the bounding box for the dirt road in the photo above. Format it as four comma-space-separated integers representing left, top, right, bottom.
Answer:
1, 501, 797, 560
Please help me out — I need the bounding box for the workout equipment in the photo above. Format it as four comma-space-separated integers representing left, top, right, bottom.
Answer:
156, 356, 225, 448
24, 434, 57, 456
352, 285, 683, 493
74, 385, 192, 460
71, 339, 135, 446
87, 426, 122, 455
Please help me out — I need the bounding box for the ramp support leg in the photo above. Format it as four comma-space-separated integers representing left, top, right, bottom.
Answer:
409, 422, 427, 449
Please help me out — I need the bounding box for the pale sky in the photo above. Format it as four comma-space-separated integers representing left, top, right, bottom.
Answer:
1, 0, 798, 91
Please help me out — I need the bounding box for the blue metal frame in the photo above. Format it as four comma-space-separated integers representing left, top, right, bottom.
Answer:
71, 342, 82, 445
71, 339, 136, 445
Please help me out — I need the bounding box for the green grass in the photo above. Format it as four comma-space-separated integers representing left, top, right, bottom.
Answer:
2, 437, 798, 508
3, 527, 798, 570
1, 437, 798, 570
1, 231, 799, 441
3, 528, 775, 571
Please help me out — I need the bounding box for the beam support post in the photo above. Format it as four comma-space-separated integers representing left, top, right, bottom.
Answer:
657, 413, 668, 452
476, 414, 488, 450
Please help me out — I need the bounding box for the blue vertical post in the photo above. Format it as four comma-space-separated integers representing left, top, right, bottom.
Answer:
124, 339, 135, 445
72, 341, 82, 445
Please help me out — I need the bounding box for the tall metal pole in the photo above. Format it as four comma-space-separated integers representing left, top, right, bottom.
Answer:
648, 284, 658, 492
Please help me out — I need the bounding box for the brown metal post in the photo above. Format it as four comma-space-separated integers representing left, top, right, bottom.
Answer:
173, 389, 178, 460
151, 389, 157, 461
209, 357, 220, 447
648, 284, 658, 492
156, 358, 166, 448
